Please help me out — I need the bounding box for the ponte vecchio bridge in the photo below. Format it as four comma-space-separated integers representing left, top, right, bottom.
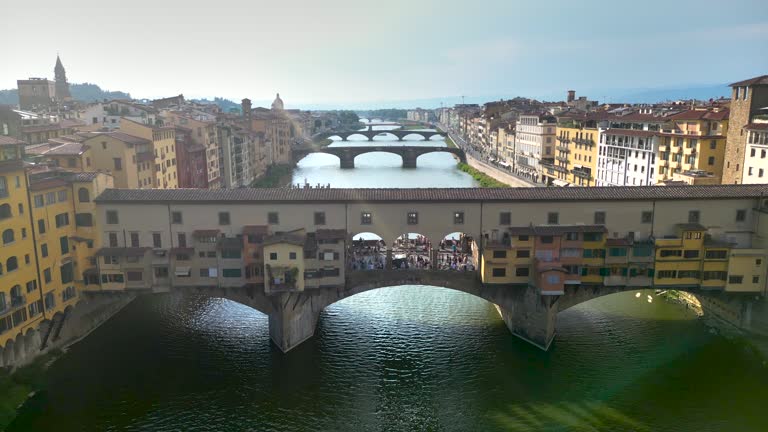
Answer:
318, 129, 447, 142
88, 185, 768, 354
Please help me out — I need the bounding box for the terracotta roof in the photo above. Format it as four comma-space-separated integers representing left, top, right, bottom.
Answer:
0, 136, 25, 146
28, 178, 68, 191
729, 75, 768, 87
22, 124, 62, 133
668, 109, 729, 121
69, 172, 104, 182
94, 185, 768, 204
87, 131, 151, 146
745, 123, 768, 131
264, 233, 305, 247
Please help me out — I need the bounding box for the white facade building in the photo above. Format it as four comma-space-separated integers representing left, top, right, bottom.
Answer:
514, 114, 556, 181
596, 129, 658, 186
742, 123, 768, 184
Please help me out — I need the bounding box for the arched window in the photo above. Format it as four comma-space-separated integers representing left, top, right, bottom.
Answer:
6, 256, 18, 273
2, 229, 13, 244
78, 187, 90, 203
0, 203, 11, 220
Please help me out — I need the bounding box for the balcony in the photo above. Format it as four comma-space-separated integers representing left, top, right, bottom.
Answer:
556, 136, 570, 143
556, 145, 570, 153
659, 145, 668, 152
555, 156, 570, 164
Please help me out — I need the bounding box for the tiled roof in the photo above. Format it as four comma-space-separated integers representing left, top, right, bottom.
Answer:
668, 109, 729, 121
264, 233, 305, 246
95, 184, 768, 204
69, 172, 104, 182
28, 178, 68, 191
87, 131, 151, 146
745, 123, 768, 131
0, 136, 25, 146
729, 75, 768, 87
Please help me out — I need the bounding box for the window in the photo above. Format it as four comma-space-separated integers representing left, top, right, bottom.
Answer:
17, 203, 23, 215
268, 212, 279, 224
314, 212, 326, 225
60, 262, 74, 284
678, 270, 700, 279
453, 211, 464, 224
21, 228, 26, 239
43, 268, 51, 283
289, 252, 297, 260
57, 190, 67, 202
41, 243, 48, 258
171, 211, 183, 224
60, 236, 69, 255
728, 275, 743, 284
564, 232, 579, 241
708, 156, 715, 166
55, 212, 69, 228
0, 204, 12, 220
127, 271, 143, 282
659, 249, 682, 258
753, 275, 760, 284
583, 232, 602, 242
688, 210, 700, 224
518, 235, 529, 242
516, 249, 530, 258
594, 211, 606, 225
269, 252, 278, 260
223, 268, 242, 278
175, 253, 190, 261
683, 250, 699, 259
177, 233, 187, 248
0, 177, 6, 199
129, 232, 140, 247
1, 229, 13, 245
492, 250, 507, 259
113, 157, 122, 170
75, 213, 93, 227
499, 212, 511, 225
705, 250, 727, 259
515, 267, 529, 277
106, 210, 119, 224
153, 233, 162, 248
34, 195, 44, 208
609, 248, 627, 257
46, 192, 56, 205
219, 212, 230, 225
657, 270, 676, 279
547, 212, 559, 224
492, 268, 506, 277
632, 245, 653, 257
108, 232, 118, 247
703, 271, 727, 281
154, 267, 169, 278
78, 187, 90, 202
221, 249, 241, 259
361, 212, 372, 225
540, 235, 553, 244
736, 209, 746, 222
407, 212, 418, 225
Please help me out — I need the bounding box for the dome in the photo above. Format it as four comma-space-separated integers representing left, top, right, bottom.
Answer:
271, 93, 284, 110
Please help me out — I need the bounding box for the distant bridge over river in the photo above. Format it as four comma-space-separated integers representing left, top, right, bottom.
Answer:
317, 129, 447, 142
293, 145, 466, 168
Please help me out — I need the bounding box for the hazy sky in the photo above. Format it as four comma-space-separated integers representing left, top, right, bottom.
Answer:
2, 0, 767, 105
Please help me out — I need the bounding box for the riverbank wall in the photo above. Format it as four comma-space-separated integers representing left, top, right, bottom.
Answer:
465, 153, 539, 188
0, 292, 136, 370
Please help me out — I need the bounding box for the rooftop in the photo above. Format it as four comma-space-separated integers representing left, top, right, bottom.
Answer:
94, 184, 768, 204
729, 75, 768, 87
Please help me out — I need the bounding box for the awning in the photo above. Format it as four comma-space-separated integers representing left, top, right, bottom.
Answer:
174, 267, 191, 277
573, 164, 582, 169
552, 179, 570, 187
499, 161, 510, 167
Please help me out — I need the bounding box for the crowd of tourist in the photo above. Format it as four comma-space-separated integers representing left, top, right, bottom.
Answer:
347, 235, 476, 272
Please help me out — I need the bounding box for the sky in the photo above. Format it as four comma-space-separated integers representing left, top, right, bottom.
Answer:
2, 0, 767, 108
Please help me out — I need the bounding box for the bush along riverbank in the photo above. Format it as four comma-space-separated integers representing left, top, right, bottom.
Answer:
457, 163, 509, 188
251, 164, 294, 188
0, 349, 62, 429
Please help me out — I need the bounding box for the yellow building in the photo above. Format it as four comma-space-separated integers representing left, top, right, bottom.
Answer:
82, 131, 154, 189
0, 137, 43, 351
263, 231, 306, 293
120, 119, 179, 189
553, 118, 599, 186
28, 171, 114, 318
656, 108, 729, 184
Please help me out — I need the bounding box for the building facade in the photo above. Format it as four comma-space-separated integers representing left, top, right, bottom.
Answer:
723, 75, 768, 184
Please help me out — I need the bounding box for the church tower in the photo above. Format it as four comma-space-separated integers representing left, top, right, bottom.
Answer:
54, 54, 72, 101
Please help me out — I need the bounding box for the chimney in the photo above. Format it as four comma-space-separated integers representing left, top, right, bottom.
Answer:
567, 90, 576, 103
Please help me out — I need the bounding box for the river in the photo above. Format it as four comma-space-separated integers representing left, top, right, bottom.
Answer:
9, 121, 768, 431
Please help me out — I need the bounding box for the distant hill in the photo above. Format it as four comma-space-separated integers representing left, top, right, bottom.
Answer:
191, 97, 241, 113
0, 82, 131, 106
